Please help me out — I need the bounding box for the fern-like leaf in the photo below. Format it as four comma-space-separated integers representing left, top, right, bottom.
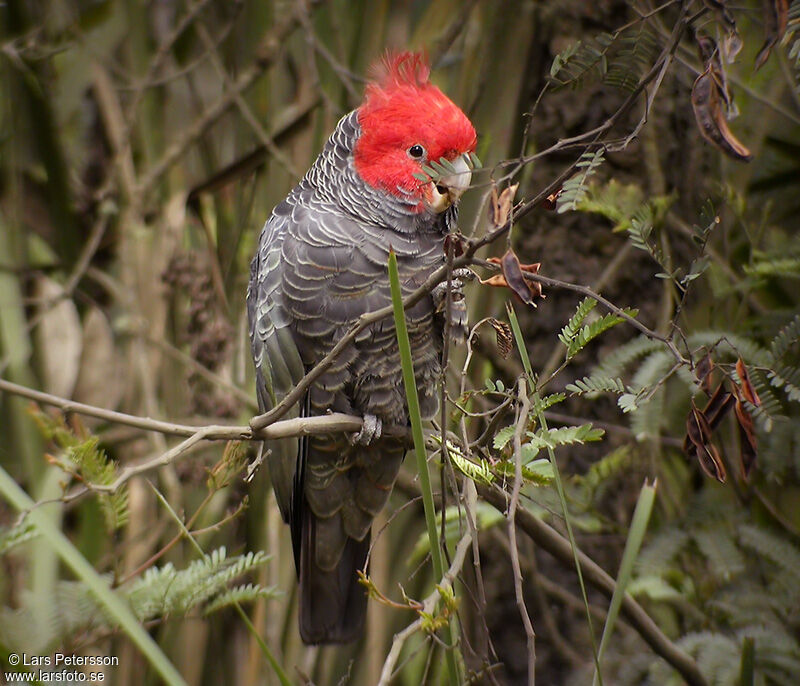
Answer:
770, 314, 800, 360
549, 33, 614, 88
203, 584, 279, 615
557, 150, 605, 213
565, 308, 637, 360
566, 375, 627, 395
738, 525, 800, 586
0, 520, 38, 554
605, 26, 658, 93
559, 297, 596, 348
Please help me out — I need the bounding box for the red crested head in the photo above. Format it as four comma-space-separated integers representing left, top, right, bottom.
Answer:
354, 52, 477, 213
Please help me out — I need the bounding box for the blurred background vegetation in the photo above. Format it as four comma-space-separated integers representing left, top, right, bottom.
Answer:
2, 0, 800, 684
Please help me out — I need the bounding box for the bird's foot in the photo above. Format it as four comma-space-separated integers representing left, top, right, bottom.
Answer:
431, 268, 475, 310
350, 413, 382, 445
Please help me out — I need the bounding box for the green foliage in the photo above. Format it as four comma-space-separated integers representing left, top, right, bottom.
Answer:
770, 313, 800, 360
0, 547, 274, 656
557, 150, 606, 213
604, 26, 658, 93
566, 375, 627, 395
28, 410, 128, 532
411, 503, 503, 562
549, 33, 615, 88
558, 296, 636, 361
443, 439, 495, 485
127, 548, 272, 621
0, 519, 38, 554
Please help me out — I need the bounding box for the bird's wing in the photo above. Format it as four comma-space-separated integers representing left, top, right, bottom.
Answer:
247, 205, 306, 530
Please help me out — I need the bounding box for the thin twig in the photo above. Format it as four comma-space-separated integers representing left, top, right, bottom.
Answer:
476, 481, 708, 686
378, 531, 474, 686
508, 378, 536, 685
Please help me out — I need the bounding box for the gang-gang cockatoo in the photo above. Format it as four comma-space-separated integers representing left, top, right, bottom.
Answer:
247, 51, 477, 644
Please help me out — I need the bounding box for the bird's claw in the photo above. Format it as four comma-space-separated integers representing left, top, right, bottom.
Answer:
350, 413, 382, 445
431, 268, 475, 310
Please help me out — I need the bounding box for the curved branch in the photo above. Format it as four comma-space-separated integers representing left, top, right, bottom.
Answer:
476, 481, 707, 686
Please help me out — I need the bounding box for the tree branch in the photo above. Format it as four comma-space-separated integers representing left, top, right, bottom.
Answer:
476, 481, 708, 686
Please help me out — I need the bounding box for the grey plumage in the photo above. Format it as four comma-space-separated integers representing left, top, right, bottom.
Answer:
247, 110, 461, 644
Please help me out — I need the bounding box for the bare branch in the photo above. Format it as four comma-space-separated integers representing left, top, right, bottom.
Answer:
378, 531, 474, 686
508, 378, 536, 685
476, 481, 708, 686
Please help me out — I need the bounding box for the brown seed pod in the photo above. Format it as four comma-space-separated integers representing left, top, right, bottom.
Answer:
755, 0, 789, 71
691, 66, 752, 162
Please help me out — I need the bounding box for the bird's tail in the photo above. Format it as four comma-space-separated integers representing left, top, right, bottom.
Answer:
298, 508, 369, 645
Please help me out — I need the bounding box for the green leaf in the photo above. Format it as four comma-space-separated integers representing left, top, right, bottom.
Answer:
0, 465, 186, 686
557, 150, 606, 213
593, 480, 657, 685
388, 251, 459, 681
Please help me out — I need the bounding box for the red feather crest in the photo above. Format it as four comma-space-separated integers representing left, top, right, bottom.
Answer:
371, 51, 431, 90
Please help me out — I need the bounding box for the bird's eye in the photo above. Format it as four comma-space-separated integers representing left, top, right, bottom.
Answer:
408, 144, 426, 159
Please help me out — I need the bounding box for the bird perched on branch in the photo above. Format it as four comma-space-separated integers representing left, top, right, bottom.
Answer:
247, 51, 477, 644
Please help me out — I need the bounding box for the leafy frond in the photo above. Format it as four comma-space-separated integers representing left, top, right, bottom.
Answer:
566, 374, 627, 396
636, 529, 690, 576
559, 297, 597, 348
576, 446, 633, 496
126, 547, 270, 621
203, 584, 279, 615
557, 149, 606, 213
527, 424, 605, 454
0, 519, 38, 555
738, 525, 800, 586
530, 392, 565, 415
449, 448, 495, 485
62, 438, 128, 532
493, 458, 555, 486
744, 254, 800, 280
770, 314, 800, 360
605, 26, 658, 93
567, 308, 636, 360
767, 362, 800, 402
576, 179, 645, 230
627, 204, 658, 258
28, 410, 128, 532
412, 503, 503, 561
594, 336, 663, 378
549, 33, 614, 88
692, 529, 746, 582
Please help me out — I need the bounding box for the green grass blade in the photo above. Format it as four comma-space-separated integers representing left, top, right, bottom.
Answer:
507, 302, 603, 684
388, 250, 461, 685
593, 479, 657, 686
0, 465, 186, 686
739, 636, 755, 686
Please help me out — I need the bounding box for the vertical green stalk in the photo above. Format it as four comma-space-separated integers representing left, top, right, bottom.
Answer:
0, 466, 186, 686
593, 480, 656, 686
388, 251, 460, 685
506, 303, 603, 683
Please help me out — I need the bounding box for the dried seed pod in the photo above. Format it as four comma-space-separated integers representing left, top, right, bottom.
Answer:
734, 398, 758, 479
489, 318, 513, 358
755, 0, 789, 71
735, 358, 761, 406
488, 183, 519, 227
685, 400, 727, 482
500, 250, 542, 305
691, 66, 752, 162
695, 34, 737, 118
695, 352, 715, 394
480, 254, 543, 305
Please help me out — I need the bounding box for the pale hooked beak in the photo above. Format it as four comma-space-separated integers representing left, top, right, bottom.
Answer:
428, 155, 472, 214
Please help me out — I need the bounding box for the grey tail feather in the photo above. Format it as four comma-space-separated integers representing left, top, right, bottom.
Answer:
299, 509, 369, 645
